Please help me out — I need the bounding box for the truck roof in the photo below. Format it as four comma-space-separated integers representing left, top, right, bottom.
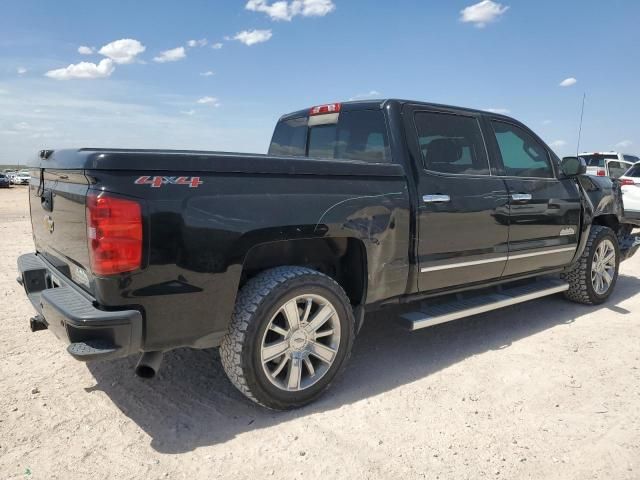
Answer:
279, 99, 514, 122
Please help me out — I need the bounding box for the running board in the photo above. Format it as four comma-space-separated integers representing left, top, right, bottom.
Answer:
399, 279, 569, 331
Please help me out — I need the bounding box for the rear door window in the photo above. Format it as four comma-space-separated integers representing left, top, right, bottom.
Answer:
413, 111, 490, 175
609, 161, 631, 179
490, 121, 554, 178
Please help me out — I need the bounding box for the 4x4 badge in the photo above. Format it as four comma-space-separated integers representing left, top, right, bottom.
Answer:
135, 176, 203, 188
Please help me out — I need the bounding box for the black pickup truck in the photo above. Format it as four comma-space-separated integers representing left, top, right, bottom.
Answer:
18, 99, 640, 409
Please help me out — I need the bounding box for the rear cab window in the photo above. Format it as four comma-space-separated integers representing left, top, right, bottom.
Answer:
269, 108, 391, 163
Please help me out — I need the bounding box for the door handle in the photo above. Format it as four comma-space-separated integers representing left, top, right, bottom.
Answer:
423, 194, 451, 204
511, 193, 532, 202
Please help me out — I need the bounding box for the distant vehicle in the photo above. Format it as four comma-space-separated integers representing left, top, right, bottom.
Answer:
0, 174, 10, 188
7, 173, 17, 184
620, 163, 640, 224
581, 152, 640, 179
13, 171, 30, 185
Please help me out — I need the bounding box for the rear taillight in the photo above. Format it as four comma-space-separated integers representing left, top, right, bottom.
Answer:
86, 192, 142, 276
597, 168, 606, 176
620, 178, 635, 186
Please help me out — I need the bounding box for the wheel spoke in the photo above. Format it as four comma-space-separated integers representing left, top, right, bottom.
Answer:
262, 341, 289, 363
601, 268, 613, 287
270, 356, 289, 378
301, 298, 313, 324
303, 356, 316, 377
305, 304, 335, 333
282, 299, 301, 330
314, 329, 334, 339
287, 357, 303, 390
308, 341, 337, 364
270, 324, 289, 337
602, 251, 615, 266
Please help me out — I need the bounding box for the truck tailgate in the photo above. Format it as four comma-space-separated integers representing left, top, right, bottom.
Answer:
29, 168, 92, 291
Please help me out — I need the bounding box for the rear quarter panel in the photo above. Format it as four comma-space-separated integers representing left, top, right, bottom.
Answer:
88, 169, 410, 351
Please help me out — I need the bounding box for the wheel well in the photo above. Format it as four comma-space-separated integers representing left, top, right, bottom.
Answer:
241, 238, 367, 306
592, 214, 620, 234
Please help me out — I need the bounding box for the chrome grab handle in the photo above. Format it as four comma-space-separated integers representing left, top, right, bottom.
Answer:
423, 194, 451, 204
511, 193, 532, 201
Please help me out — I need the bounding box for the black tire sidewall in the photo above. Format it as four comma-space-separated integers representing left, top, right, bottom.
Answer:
242, 274, 354, 409
585, 228, 620, 304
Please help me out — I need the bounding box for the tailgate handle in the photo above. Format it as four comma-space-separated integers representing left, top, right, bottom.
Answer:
41, 189, 54, 212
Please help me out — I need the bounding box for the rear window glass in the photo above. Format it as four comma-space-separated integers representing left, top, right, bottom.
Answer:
581, 155, 616, 167
624, 165, 640, 177
270, 109, 391, 163
623, 155, 640, 163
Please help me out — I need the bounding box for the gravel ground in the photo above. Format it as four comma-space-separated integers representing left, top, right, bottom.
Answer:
1, 185, 639, 479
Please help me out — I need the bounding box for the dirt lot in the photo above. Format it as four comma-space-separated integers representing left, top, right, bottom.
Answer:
1, 185, 639, 479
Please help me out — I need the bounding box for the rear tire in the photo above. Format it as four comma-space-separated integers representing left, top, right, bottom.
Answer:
220, 266, 355, 410
562, 225, 620, 305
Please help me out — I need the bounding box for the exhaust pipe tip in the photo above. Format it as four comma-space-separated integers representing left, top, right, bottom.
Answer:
135, 351, 163, 379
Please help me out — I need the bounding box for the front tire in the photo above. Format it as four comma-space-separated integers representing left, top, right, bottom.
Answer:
562, 225, 620, 305
220, 266, 355, 410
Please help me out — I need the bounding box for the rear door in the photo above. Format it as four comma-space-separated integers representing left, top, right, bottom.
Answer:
404, 105, 510, 292
485, 119, 581, 277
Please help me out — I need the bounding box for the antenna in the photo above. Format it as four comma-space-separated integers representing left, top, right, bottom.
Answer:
576, 92, 586, 157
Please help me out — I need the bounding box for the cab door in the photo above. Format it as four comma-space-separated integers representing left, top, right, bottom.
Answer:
404, 106, 510, 292
485, 118, 581, 277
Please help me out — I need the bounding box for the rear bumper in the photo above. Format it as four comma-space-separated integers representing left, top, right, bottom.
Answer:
17, 253, 142, 361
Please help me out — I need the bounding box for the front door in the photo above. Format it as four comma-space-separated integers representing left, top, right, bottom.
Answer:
486, 119, 581, 277
404, 106, 510, 292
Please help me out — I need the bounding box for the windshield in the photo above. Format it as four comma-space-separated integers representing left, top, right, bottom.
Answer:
581, 154, 617, 167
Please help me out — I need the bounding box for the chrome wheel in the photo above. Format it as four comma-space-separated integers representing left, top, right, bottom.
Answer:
591, 238, 616, 295
260, 294, 341, 392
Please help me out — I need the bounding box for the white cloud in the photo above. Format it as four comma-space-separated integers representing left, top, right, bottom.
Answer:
615, 140, 633, 149
559, 77, 577, 87
211, 42, 224, 49
200, 71, 215, 77
17, 67, 27, 75
196, 96, 220, 106
45, 59, 115, 80
349, 90, 381, 101
78, 45, 95, 55
181, 109, 196, 116
233, 29, 273, 46
550, 140, 567, 148
460, 1, 509, 28
484, 107, 510, 114
542, 119, 552, 125
153, 46, 186, 63
187, 38, 208, 48
246, 0, 335, 21
98, 39, 145, 64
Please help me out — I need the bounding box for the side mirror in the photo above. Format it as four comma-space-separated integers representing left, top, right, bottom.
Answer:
561, 156, 587, 177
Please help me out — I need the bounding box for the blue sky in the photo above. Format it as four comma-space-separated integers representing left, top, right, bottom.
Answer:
1, 0, 639, 165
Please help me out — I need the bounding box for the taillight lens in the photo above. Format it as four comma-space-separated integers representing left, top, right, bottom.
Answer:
597, 169, 606, 176
309, 103, 341, 116
86, 192, 142, 276
620, 178, 635, 186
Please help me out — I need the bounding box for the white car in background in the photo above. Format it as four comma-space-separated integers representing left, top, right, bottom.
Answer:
620, 163, 640, 223
581, 152, 640, 179
13, 171, 30, 185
